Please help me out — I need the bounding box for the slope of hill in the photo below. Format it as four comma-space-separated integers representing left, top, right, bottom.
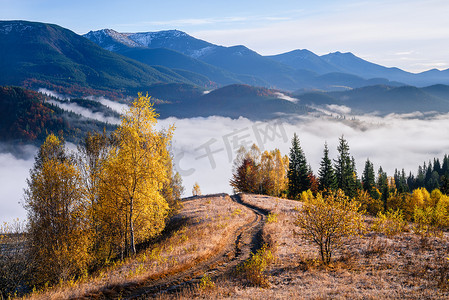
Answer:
320, 52, 409, 80
0, 21, 209, 98
21, 193, 449, 299
422, 84, 449, 101
4, 20, 449, 117
153, 84, 311, 119
83, 28, 142, 52
296, 84, 449, 114
267, 49, 339, 74
273, 50, 449, 87
0, 86, 116, 144
195, 45, 316, 91
118, 48, 247, 86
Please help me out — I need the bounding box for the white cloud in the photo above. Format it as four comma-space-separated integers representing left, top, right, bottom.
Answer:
0, 149, 36, 223
38, 88, 68, 100
87, 96, 129, 115
275, 92, 298, 103
326, 104, 352, 115
3, 111, 449, 221
48, 100, 121, 125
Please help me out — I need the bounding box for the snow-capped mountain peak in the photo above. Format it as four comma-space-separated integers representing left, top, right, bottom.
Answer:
127, 30, 190, 47
84, 29, 141, 50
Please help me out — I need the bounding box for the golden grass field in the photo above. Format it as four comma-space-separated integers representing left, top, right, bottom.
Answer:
20, 193, 449, 299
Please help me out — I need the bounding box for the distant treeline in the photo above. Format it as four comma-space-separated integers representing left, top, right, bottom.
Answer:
231, 134, 449, 220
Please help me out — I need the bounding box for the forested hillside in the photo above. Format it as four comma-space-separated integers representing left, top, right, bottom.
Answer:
0, 86, 116, 144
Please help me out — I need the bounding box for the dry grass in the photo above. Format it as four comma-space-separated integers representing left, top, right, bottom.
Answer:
21, 193, 449, 299
170, 194, 449, 299
26, 194, 253, 299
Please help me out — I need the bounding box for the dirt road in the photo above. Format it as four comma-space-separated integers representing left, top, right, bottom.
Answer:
85, 194, 268, 299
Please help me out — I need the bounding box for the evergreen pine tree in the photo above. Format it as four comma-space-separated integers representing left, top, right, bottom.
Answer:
288, 133, 310, 199
433, 158, 442, 175
424, 161, 433, 191
407, 171, 416, 191
401, 169, 409, 193
442, 154, 449, 177
394, 168, 409, 194
334, 136, 357, 198
416, 164, 425, 188
318, 142, 336, 191
362, 158, 376, 197
377, 166, 389, 211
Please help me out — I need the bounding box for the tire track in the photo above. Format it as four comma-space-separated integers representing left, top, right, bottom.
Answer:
110, 193, 268, 299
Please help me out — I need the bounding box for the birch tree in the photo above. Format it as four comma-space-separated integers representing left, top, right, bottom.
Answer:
100, 94, 173, 257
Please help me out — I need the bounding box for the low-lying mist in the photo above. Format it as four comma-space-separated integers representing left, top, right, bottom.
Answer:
0, 148, 35, 223
48, 100, 122, 125
2, 110, 449, 223
158, 112, 449, 196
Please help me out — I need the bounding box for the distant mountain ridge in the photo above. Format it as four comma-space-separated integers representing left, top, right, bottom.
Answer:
271, 50, 449, 87
296, 84, 449, 114
85, 28, 449, 89
84, 28, 406, 91
0, 21, 211, 98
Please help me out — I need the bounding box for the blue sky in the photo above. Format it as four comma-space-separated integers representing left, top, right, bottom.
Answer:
1, 0, 449, 72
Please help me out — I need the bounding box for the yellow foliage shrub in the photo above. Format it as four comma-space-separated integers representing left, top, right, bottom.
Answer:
372, 209, 407, 236
237, 244, 274, 287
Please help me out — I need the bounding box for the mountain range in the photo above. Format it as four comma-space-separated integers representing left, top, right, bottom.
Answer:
2, 20, 449, 124
0, 21, 211, 98
84, 28, 404, 91
84, 28, 449, 90
3, 19, 449, 96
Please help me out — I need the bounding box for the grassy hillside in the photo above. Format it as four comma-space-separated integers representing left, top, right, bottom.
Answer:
12, 193, 449, 299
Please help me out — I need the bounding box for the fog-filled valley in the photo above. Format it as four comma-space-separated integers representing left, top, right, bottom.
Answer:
2, 107, 449, 223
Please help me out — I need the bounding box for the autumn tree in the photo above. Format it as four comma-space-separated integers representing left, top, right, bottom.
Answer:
231, 157, 257, 193
354, 189, 383, 216
318, 142, 336, 192
192, 182, 202, 196
296, 190, 365, 265
259, 149, 288, 196
25, 134, 91, 285
230, 145, 288, 196
162, 168, 184, 217
99, 94, 173, 257
260, 150, 276, 195
230, 146, 259, 193
273, 149, 289, 196
76, 130, 111, 263
288, 133, 311, 199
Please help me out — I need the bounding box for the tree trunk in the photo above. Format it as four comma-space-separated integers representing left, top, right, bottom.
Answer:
130, 197, 136, 256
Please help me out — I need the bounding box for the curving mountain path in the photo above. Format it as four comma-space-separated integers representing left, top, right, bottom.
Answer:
83, 194, 268, 299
